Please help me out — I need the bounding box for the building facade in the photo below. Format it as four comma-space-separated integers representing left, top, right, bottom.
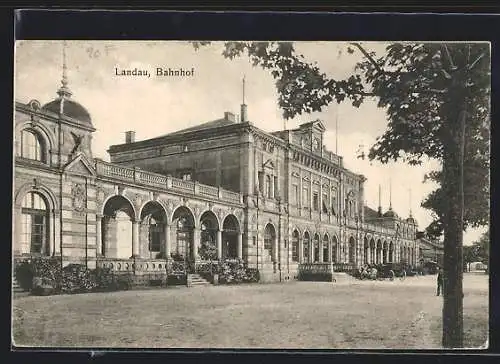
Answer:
13, 79, 421, 283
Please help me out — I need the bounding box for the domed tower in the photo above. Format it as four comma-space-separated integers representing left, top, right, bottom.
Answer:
41, 41, 95, 165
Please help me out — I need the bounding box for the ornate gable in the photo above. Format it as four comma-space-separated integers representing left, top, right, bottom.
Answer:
63, 152, 96, 177
262, 159, 275, 171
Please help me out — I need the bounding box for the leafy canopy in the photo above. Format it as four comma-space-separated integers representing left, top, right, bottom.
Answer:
193, 41, 490, 234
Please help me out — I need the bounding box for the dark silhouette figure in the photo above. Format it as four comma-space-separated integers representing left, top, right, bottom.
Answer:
436, 267, 444, 296
70, 132, 84, 154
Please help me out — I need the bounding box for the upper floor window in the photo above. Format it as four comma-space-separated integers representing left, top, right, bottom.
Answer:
313, 192, 319, 211
292, 184, 299, 205
302, 186, 309, 207
265, 175, 272, 198
18, 129, 45, 162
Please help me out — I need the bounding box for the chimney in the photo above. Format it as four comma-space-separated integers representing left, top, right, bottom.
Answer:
224, 112, 236, 122
125, 131, 136, 144
240, 104, 248, 122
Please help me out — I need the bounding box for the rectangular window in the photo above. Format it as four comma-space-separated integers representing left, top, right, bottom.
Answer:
292, 184, 298, 205
322, 193, 329, 213
274, 176, 279, 199
31, 214, 45, 254
313, 192, 319, 211
302, 187, 309, 207
258, 172, 264, 194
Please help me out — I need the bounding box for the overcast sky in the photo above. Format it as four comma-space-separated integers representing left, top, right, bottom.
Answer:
14, 40, 487, 245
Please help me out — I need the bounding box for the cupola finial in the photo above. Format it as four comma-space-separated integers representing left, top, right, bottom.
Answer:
57, 40, 72, 99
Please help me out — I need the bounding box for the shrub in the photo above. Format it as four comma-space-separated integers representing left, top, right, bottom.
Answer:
14, 259, 35, 291
31, 257, 63, 293
61, 264, 97, 294
217, 259, 259, 284
93, 266, 116, 291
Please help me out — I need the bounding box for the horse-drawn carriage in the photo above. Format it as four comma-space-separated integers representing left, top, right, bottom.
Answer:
354, 262, 415, 281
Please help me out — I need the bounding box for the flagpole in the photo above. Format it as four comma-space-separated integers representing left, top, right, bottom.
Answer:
335, 110, 339, 154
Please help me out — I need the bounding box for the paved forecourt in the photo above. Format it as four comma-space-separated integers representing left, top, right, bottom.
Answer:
12, 273, 488, 349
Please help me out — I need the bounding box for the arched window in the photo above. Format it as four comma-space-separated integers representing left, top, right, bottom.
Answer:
291, 230, 300, 262
303, 232, 310, 263
313, 234, 320, 262
20, 192, 49, 255
19, 129, 45, 162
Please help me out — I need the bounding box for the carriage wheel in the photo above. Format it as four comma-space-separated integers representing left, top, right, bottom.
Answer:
389, 270, 395, 281
399, 271, 406, 281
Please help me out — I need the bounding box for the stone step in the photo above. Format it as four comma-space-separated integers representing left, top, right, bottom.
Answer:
187, 274, 211, 287
332, 272, 357, 283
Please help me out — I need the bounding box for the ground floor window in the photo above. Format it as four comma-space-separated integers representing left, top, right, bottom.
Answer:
20, 192, 49, 255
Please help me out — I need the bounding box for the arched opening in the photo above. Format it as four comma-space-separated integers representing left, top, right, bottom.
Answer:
382, 241, 388, 263
348, 237, 356, 264
18, 129, 46, 162
140, 201, 167, 259
363, 237, 369, 264
19, 191, 50, 255
172, 206, 195, 261
303, 231, 310, 263
222, 214, 240, 259
323, 234, 329, 262
313, 233, 320, 262
331, 235, 338, 263
376, 240, 382, 264
102, 195, 135, 259
291, 229, 300, 262
369, 238, 375, 264
389, 241, 394, 262
200, 211, 219, 260
264, 223, 277, 262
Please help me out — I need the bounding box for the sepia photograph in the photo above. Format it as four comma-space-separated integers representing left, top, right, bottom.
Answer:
12, 40, 490, 350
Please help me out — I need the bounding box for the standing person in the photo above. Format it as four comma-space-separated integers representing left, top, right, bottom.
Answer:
436, 267, 444, 296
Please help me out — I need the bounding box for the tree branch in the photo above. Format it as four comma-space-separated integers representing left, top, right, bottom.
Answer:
349, 42, 384, 75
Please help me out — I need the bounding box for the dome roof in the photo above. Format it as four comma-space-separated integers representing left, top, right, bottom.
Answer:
383, 208, 398, 218
406, 216, 417, 225
42, 98, 92, 126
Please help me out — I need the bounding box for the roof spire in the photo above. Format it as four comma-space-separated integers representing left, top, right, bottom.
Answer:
57, 40, 72, 100
242, 74, 246, 104
389, 178, 393, 210
240, 75, 248, 123
377, 184, 382, 216
409, 187, 413, 217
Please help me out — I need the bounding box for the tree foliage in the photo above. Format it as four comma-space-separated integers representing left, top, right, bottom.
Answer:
193, 41, 490, 237
195, 41, 490, 347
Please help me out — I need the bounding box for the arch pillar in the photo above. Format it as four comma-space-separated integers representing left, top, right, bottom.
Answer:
298, 237, 304, 263
237, 232, 243, 260
193, 227, 201, 261
96, 214, 103, 256
319, 239, 324, 262
164, 223, 171, 260
131, 220, 140, 258
216, 229, 222, 260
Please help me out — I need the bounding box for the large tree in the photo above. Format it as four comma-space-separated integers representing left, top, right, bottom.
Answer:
194, 41, 491, 347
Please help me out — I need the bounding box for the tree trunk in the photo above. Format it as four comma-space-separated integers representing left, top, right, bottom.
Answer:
441, 106, 466, 348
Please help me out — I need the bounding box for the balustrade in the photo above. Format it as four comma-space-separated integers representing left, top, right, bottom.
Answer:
298, 262, 355, 274
96, 257, 169, 273
94, 159, 243, 205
